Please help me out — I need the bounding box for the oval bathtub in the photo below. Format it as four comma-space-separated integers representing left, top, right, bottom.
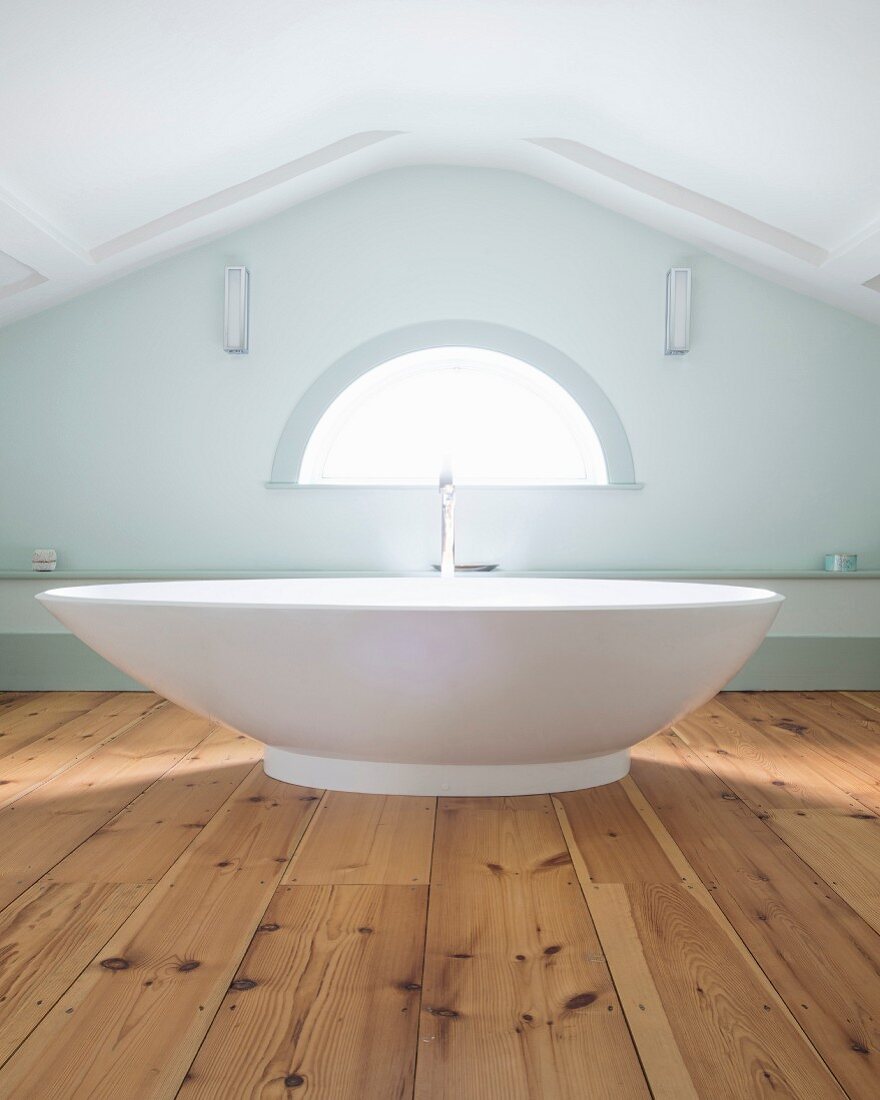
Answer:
37, 577, 782, 795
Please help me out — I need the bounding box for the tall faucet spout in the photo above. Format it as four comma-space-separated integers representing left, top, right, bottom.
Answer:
439, 473, 455, 578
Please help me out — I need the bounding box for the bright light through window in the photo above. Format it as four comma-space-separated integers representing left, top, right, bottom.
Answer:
298, 347, 609, 485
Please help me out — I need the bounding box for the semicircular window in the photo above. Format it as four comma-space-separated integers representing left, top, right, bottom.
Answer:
298, 346, 609, 485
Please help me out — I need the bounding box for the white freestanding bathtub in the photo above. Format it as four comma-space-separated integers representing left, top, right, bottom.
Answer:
37, 577, 782, 795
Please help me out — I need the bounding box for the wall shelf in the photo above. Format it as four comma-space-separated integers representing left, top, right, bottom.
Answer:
264, 482, 646, 490
3, 569, 880, 581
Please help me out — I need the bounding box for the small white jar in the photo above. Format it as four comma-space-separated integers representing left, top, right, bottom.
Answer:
824, 552, 857, 573
32, 549, 57, 572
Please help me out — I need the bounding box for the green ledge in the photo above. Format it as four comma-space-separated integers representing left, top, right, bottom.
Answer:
2, 633, 879, 692
2, 568, 880, 580
264, 482, 647, 490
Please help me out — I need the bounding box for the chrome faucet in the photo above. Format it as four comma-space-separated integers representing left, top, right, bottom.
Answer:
439, 468, 455, 578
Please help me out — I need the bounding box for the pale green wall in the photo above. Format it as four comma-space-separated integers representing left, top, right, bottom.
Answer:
2, 166, 880, 575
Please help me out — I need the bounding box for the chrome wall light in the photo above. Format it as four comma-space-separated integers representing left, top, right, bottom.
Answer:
665, 267, 691, 355
224, 265, 249, 354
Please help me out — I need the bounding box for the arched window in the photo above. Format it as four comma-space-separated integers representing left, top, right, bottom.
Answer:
298, 347, 609, 486
268, 321, 638, 488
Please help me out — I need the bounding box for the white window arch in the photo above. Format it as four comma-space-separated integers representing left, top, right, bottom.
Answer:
298, 347, 609, 486
269, 321, 638, 488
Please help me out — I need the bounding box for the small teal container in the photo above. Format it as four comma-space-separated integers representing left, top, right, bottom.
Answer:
824, 553, 858, 572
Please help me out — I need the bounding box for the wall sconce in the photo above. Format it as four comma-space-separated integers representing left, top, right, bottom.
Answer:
665, 267, 691, 355
224, 266, 249, 354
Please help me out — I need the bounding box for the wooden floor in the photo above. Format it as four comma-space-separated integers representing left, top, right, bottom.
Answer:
0, 693, 878, 1097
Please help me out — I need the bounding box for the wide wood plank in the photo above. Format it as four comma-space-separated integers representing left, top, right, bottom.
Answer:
777, 690, 880, 771
555, 783, 701, 1100
0, 691, 112, 758
0, 692, 162, 809
0, 768, 322, 1099
585, 883, 700, 1100
285, 791, 436, 885
0, 705, 215, 911
674, 700, 864, 813
556, 778, 846, 1098
414, 795, 649, 1099
47, 726, 261, 885
595, 882, 843, 1099
0, 692, 37, 716
843, 690, 880, 717
632, 729, 880, 1098
554, 781, 684, 884
181, 884, 428, 1098
766, 809, 880, 936
0, 879, 150, 1064
803, 690, 880, 747
722, 691, 880, 810
0, 691, 109, 725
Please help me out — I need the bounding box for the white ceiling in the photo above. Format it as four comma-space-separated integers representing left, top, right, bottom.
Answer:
2, 0, 880, 326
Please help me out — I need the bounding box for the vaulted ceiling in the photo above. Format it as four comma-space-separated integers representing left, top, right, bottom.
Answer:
2, 1, 880, 327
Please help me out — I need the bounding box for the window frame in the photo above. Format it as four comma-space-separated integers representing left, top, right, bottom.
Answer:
298, 346, 610, 487
268, 321, 639, 489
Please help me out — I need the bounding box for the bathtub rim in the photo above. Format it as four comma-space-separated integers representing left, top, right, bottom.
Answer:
36, 576, 785, 614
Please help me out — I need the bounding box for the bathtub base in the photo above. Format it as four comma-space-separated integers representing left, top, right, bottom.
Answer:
262, 746, 631, 796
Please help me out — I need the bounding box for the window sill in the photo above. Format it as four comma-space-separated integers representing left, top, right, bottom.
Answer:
4, 568, 880, 580
264, 481, 646, 490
